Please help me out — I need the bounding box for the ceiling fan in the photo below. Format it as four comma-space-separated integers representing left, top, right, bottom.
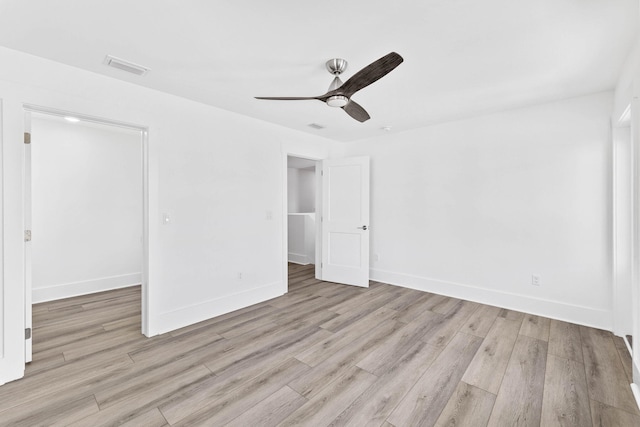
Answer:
255, 52, 403, 123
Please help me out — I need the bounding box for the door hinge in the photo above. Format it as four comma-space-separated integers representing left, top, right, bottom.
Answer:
321, 170, 323, 176
24, 230, 31, 242
24, 132, 31, 145
25, 328, 31, 340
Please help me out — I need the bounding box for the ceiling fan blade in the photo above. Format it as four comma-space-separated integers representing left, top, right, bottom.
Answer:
255, 96, 319, 101
338, 52, 403, 98
342, 100, 370, 122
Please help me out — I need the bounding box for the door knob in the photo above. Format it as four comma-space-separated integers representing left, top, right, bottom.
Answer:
357, 225, 368, 230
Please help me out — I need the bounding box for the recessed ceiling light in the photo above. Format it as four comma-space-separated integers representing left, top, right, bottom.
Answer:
64, 116, 80, 123
308, 123, 325, 130
382, 126, 392, 131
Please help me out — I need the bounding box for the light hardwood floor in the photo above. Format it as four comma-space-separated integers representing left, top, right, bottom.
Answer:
1, 263, 638, 426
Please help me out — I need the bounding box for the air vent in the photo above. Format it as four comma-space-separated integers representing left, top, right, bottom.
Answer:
103, 55, 149, 76
308, 123, 325, 130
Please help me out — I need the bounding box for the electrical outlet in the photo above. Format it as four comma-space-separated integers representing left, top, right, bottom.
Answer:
374, 253, 380, 262
237, 272, 243, 279
531, 275, 540, 286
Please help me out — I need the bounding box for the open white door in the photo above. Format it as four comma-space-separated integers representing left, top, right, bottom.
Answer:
321, 156, 370, 287
0, 99, 27, 386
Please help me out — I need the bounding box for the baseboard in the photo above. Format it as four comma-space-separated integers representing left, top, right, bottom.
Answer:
288, 252, 312, 265
370, 268, 612, 330
152, 281, 284, 335
32, 273, 142, 303
631, 383, 640, 412
624, 335, 633, 356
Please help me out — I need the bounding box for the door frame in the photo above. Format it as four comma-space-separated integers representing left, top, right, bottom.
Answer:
631, 94, 640, 403
23, 104, 151, 337
282, 152, 324, 291
612, 104, 633, 341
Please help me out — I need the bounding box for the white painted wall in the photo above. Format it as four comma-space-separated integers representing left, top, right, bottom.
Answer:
341, 92, 614, 329
287, 167, 315, 213
287, 168, 300, 213
0, 46, 332, 384
287, 213, 316, 264
298, 168, 316, 213
30, 116, 142, 303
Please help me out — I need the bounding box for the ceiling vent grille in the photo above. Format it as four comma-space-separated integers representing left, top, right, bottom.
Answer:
103, 55, 149, 76
308, 123, 325, 130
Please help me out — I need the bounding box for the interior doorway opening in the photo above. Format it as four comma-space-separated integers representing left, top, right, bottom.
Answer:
286, 155, 321, 291
283, 154, 371, 291
23, 105, 149, 364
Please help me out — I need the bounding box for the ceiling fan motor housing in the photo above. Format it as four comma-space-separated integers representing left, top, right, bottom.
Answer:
326, 58, 348, 75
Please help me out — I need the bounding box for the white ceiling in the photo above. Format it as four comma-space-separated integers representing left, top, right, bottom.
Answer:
0, 1, 637, 142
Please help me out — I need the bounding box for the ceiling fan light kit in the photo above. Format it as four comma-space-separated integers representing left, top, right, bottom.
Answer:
255, 52, 403, 122
327, 95, 349, 107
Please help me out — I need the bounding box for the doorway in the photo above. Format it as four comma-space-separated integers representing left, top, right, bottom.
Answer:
286, 155, 321, 290
283, 154, 371, 291
23, 105, 149, 363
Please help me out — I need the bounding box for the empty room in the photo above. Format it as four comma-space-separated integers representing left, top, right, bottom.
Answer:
1, 1, 640, 426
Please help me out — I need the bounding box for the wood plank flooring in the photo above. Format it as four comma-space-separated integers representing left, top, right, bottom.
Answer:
1, 263, 638, 426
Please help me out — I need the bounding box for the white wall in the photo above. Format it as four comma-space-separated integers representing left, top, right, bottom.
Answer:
31, 116, 142, 303
342, 92, 614, 329
287, 213, 316, 264
0, 46, 333, 384
298, 168, 316, 212
287, 167, 315, 213
287, 168, 300, 213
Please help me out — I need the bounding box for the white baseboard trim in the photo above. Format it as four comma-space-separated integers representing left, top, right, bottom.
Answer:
33, 273, 142, 303
152, 281, 283, 335
624, 335, 633, 356
370, 268, 612, 331
288, 252, 311, 265
631, 383, 640, 412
